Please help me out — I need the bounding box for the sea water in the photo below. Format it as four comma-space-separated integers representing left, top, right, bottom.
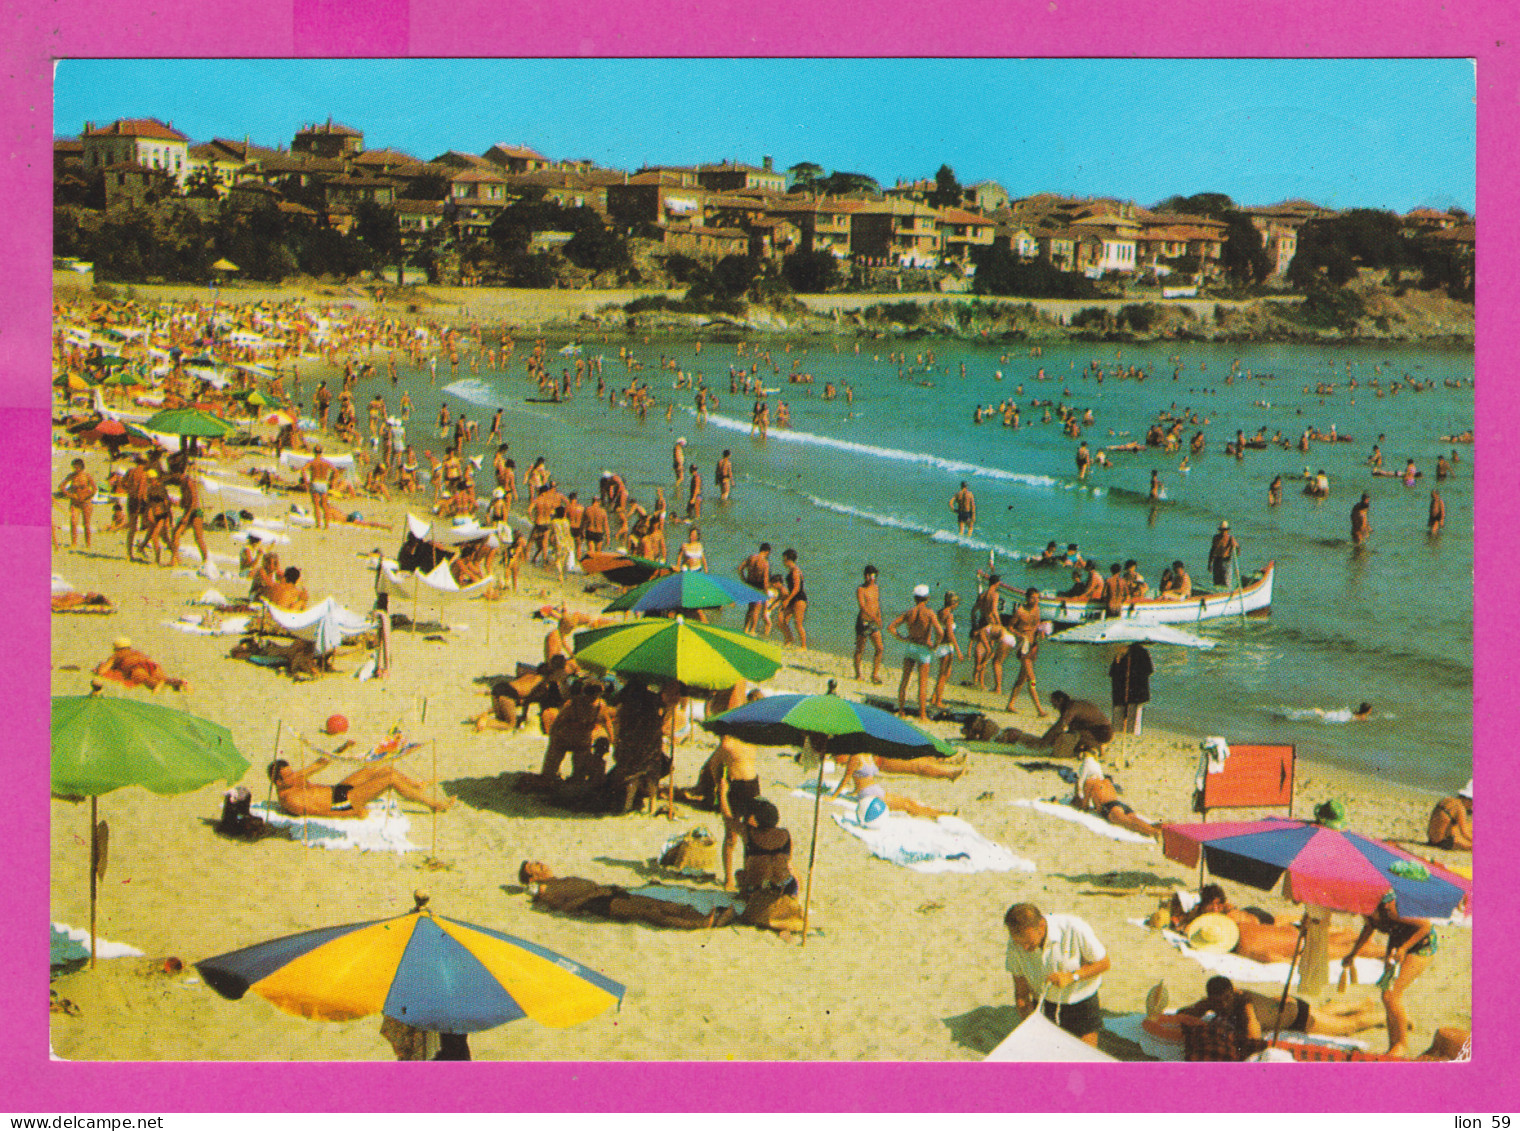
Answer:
367, 330, 1472, 793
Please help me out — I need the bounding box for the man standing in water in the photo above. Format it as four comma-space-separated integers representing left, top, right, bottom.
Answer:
889, 583, 942, 721
1428, 490, 1446, 536
1351, 492, 1373, 546
739, 542, 771, 635
854, 565, 885, 684
716, 449, 735, 502
951, 482, 977, 536
1208, 521, 1239, 587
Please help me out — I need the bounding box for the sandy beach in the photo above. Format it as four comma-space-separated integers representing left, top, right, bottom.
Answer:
48, 285, 1472, 1062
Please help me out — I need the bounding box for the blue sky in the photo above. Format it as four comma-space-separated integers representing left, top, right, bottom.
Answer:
55, 58, 1476, 213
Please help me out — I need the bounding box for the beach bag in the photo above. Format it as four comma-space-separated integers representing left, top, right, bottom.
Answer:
660, 827, 717, 873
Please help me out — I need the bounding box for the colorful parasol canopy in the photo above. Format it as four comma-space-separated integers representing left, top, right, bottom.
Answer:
579, 551, 673, 589
704, 690, 956, 757
52, 694, 249, 799
196, 895, 625, 1033
572, 615, 782, 692
602, 569, 767, 615
142, 406, 240, 438
1161, 817, 1471, 919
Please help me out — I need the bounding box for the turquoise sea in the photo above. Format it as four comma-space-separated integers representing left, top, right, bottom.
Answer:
368, 331, 1473, 793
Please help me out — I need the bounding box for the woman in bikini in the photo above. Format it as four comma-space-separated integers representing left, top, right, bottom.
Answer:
267, 756, 453, 819
930, 592, 963, 709
829, 751, 951, 819
677, 526, 707, 572
1071, 755, 1161, 840
1342, 891, 1437, 1057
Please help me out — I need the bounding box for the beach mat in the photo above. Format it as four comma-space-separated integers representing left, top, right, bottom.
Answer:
251, 800, 420, 854
1130, 918, 1387, 987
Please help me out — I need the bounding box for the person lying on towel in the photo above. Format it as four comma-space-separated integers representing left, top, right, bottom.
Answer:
1071, 754, 1161, 841
1167, 883, 1362, 964
267, 756, 453, 819
94, 637, 188, 692
518, 860, 734, 930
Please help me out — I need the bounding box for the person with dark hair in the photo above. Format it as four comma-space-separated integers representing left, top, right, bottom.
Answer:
736, 799, 799, 898
1173, 976, 1265, 1061
518, 861, 734, 930
1342, 891, 1437, 1056
739, 543, 772, 635
264, 566, 309, 612
950, 481, 976, 536
779, 549, 807, 648
267, 756, 452, 819
1108, 642, 1153, 737
854, 565, 884, 683
1004, 902, 1110, 1045
1178, 976, 1384, 1047
1004, 587, 1047, 716
1031, 691, 1113, 757
537, 677, 616, 783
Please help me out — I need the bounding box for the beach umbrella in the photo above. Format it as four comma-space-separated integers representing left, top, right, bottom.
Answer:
196, 891, 624, 1038
101, 369, 145, 388
142, 407, 239, 438
602, 569, 767, 615
702, 682, 955, 945
1049, 619, 1218, 649
51, 692, 251, 966
54, 372, 91, 392
579, 551, 672, 588
1161, 815, 1471, 1038
92, 354, 128, 369
210, 258, 240, 273
572, 616, 783, 819
571, 615, 783, 692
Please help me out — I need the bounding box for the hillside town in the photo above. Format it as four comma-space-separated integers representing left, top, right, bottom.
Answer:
55, 116, 1475, 298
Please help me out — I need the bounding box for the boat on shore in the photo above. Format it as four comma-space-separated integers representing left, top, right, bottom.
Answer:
1036, 561, 1275, 626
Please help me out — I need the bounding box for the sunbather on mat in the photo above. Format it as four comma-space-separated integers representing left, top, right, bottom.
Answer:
518, 861, 734, 930
267, 756, 453, 819
830, 752, 952, 819
1072, 755, 1161, 841
93, 638, 188, 692
52, 591, 114, 614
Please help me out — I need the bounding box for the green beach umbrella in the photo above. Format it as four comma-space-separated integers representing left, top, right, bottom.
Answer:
571, 615, 783, 692
101, 369, 145, 388
142, 407, 240, 438
93, 354, 128, 369
601, 569, 768, 615
51, 692, 250, 966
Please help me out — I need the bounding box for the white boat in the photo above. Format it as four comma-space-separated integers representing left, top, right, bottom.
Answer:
1035, 561, 1275, 627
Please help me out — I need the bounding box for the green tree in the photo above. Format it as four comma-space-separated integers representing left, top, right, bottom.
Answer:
817, 171, 880, 197
184, 166, 223, 200
1220, 213, 1271, 285
563, 217, 629, 274
782, 249, 841, 294
787, 162, 824, 191
970, 245, 1097, 300
929, 164, 962, 208
353, 201, 402, 264
1155, 192, 1235, 218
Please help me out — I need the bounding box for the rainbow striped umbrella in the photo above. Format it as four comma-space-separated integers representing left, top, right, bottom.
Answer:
196, 894, 624, 1033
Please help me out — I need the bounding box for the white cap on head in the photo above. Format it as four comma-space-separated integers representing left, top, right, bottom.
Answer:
1459, 779, 1472, 800
676, 437, 686, 445
913, 584, 930, 598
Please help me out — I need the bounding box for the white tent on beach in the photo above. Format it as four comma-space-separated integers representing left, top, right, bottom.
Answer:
264, 597, 375, 655
983, 1010, 1117, 1062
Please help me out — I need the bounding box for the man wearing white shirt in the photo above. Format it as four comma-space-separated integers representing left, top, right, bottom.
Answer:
1004, 902, 1111, 1045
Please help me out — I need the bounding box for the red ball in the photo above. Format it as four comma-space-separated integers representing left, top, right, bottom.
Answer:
325, 714, 349, 736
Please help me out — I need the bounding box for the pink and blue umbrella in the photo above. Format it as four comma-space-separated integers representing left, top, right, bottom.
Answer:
1161, 817, 1470, 919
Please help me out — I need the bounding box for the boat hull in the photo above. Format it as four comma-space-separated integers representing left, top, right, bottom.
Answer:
1036, 562, 1275, 627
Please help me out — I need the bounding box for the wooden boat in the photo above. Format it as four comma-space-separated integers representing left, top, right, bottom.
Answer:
1035, 561, 1275, 627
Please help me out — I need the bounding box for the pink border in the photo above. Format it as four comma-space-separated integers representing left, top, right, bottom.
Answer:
9, 2, 1512, 1112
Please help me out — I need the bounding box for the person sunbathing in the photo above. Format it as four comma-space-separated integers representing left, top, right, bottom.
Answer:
266, 756, 453, 819
1427, 783, 1472, 850
1183, 976, 1384, 1040
1071, 755, 1161, 840
1169, 884, 1361, 963
829, 751, 951, 819
517, 860, 734, 930
263, 566, 310, 612
472, 656, 573, 733
94, 638, 188, 692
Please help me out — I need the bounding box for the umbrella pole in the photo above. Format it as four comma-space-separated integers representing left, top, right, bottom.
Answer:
88, 797, 98, 969
1271, 918, 1310, 1048
800, 739, 826, 948
665, 698, 679, 820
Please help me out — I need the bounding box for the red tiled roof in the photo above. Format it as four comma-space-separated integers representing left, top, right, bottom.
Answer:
450, 169, 508, 184
486, 143, 548, 161
937, 207, 995, 226
84, 118, 188, 142
55, 139, 84, 153
297, 120, 362, 137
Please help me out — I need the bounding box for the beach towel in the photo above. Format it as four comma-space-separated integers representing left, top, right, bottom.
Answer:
51, 922, 144, 967
830, 810, 1036, 874
1103, 1012, 1368, 1061
1011, 797, 1156, 845
625, 884, 739, 916
1130, 918, 1387, 986
1194, 735, 1230, 793
263, 597, 375, 652
250, 800, 419, 854
167, 613, 252, 636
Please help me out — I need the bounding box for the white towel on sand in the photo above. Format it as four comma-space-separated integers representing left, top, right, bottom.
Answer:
51, 922, 144, 964
1012, 797, 1156, 844
166, 614, 251, 636
830, 811, 1036, 874
252, 800, 419, 853
1130, 918, 1386, 986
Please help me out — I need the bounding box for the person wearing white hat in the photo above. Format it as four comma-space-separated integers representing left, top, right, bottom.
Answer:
888, 584, 942, 720
1427, 782, 1472, 850
1207, 520, 1240, 586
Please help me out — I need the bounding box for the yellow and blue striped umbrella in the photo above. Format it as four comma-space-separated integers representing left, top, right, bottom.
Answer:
196, 895, 624, 1033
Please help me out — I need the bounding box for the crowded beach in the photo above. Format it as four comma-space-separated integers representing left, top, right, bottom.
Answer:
48, 282, 1472, 1062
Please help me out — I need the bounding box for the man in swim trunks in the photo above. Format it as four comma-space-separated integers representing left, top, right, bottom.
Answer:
714, 729, 762, 891
267, 756, 452, 819
716, 449, 734, 502
1031, 690, 1113, 757
889, 583, 942, 721
1351, 492, 1372, 545
518, 861, 735, 930
94, 638, 188, 692
951, 481, 976, 536
739, 543, 771, 635
1075, 440, 1091, 480
854, 565, 884, 683
166, 461, 208, 569
1178, 976, 1383, 1043
1208, 521, 1239, 586
303, 446, 335, 530
528, 484, 559, 564
264, 566, 310, 612
538, 677, 617, 783
1428, 489, 1445, 536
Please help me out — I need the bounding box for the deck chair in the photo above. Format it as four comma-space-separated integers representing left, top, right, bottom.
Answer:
1193, 742, 1295, 821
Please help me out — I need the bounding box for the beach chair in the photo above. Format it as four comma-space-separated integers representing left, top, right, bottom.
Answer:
1192, 743, 1295, 821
